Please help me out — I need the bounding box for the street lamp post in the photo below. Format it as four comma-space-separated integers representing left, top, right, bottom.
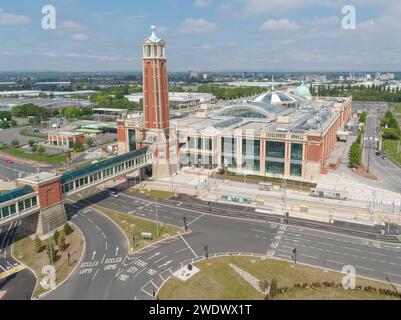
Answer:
154, 197, 159, 238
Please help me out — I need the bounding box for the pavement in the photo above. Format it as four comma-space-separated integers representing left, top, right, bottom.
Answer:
41, 186, 401, 300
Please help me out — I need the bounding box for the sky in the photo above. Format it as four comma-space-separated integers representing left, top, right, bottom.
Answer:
0, 0, 400, 72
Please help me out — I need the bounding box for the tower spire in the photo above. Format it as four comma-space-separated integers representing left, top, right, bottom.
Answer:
271, 75, 275, 92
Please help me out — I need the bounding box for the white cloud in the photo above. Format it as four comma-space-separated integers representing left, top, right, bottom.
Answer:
64, 53, 114, 61
61, 20, 90, 41
178, 18, 217, 35
43, 53, 57, 58
0, 9, 31, 25
260, 19, 299, 31
194, 0, 213, 8
72, 33, 89, 41
201, 44, 213, 50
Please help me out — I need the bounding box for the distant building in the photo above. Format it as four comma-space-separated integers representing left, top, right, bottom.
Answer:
48, 131, 85, 149
188, 71, 199, 80
125, 92, 216, 106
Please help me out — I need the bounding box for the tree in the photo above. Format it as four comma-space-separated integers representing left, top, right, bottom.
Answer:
348, 142, 361, 168
59, 234, 66, 251
63, 223, 73, 236
31, 145, 38, 153
46, 241, 57, 264
37, 145, 46, 154
53, 230, 60, 246
85, 138, 95, 147
28, 139, 36, 148
73, 139, 83, 152
270, 278, 278, 298
11, 139, 20, 148
33, 236, 43, 253
38, 92, 48, 98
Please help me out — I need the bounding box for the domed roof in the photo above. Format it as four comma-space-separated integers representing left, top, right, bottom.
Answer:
294, 81, 311, 97
144, 26, 163, 43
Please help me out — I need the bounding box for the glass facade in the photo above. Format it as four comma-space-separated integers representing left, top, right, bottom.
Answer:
265, 161, 284, 174
222, 137, 235, 154
266, 141, 285, 159
242, 139, 260, 157
291, 143, 303, 161
242, 158, 260, 172
290, 164, 302, 176
128, 130, 136, 152
222, 156, 237, 168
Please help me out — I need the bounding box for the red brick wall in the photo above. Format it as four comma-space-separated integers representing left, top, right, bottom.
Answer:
30, 180, 63, 209
117, 119, 127, 144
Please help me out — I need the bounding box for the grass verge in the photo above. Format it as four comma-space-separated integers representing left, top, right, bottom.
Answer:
12, 225, 84, 298
383, 140, 401, 166
158, 256, 399, 300
91, 204, 184, 252
129, 188, 173, 200
0, 146, 68, 165
19, 128, 47, 139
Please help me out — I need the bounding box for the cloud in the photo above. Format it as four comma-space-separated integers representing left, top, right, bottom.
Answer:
0, 9, 31, 25
72, 33, 89, 41
60, 20, 90, 41
65, 53, 115, 61
194, 0, 213, 8
201, 44, 213, 50
43, 53, 57, 58
178, 18, 217, 35
260, 19, 299, 31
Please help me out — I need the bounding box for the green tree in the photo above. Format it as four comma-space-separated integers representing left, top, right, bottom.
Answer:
28, 139, 36, 148
33, 236, 43, 253
31, 145, 38, 153
53, 230, 60, 246
73, 139, 83, 152
37, 145, 46, 154
38, 92, 48, 98
63, 223, 73, 236
59, 234, 66, 251
11, 139, 20, 148
85, 138, 95, 147
270, 278, 278, 298
46, 241, 57, 264
349, 142, 361, 168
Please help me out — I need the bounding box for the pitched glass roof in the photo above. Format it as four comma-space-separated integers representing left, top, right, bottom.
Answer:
0, 185, 35, 205
61, 148, 150, 184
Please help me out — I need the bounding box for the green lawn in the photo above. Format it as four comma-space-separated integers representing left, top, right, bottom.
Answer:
383, 140, 401, 166
159, 256, 399, 300
19, 128, 47, 139
90, 204, 184, 252
0, 147, 68, 165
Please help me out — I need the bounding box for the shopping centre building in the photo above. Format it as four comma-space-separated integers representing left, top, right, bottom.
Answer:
117, 27, 352, 183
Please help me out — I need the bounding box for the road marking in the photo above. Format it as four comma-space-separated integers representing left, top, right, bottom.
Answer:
162, 216, 175, 220
343, 246, 361, 252
115, 247, 119, 256
326, 259, 345, 265
300, 254, 317, 259
95, 225, 101, 231
91, 268, 99, 280
369, 251, 388, 257
153, 255, 168, 264
105, 242, 108, 251
187, 213, 206, 226
277, 253, 291, 259
180, 235, 198, 258
147, 252, 161, 260
250, 229, 265, 233
101, 254, 105, 264
92, 251, 96, 260
276, 248, 292, 254
101, 232, 106, 240
174, 247, 189, 254
158, 260, 172, 269
87, 218, 94, 224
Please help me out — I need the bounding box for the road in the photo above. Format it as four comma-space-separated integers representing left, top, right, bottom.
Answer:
44, 187, 401, 300
0, 158, 42, 181
0, 221, 36, 300
364, 114, 401, 194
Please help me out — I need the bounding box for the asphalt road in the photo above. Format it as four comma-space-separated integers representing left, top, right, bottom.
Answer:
0, 221, 36, 300
43, 187, 401, 300
364, 114, 401, 194
0, 158, 40, 180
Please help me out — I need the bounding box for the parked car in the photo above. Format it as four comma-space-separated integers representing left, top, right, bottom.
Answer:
381, 155, 387, 160
5, 159, 13, 164
375, 151, 381, 156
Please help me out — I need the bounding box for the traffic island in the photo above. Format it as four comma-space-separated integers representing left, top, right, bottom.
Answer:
90, 204, 185, 253
158, 256, 399, 300
12, 223, 84, 298
129, 188, 173, 200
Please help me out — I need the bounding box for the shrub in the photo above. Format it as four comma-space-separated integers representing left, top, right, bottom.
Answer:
53, 230, 60, 246
270, 278, 278, 298
63, 223, 73, 236
59, 234, 66, 251
46, 242, 57, 264
33, 236, 42, 253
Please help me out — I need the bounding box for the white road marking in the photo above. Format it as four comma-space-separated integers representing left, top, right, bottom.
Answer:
92, 251, 96, 260
300, 254, 317, 259
385, 272, 401, 278
355, 265, 375, 271
158, 260, 172, 269
174, 247, 190, 254
101, 232, 106, 239
115, 247, 119, 256
326, 259, 345, 265
87, 218, 94, 224
343, 247, 361, 252
369, 251, 388, 257
147, 252, 161, 260
187, 213, 206, 226
250, 229, 265, 233
91, 268, 99, 280
153, 255, 168, 264
105, 242, 108, 251
180, 235, 198, 257
95, 225, 101, 231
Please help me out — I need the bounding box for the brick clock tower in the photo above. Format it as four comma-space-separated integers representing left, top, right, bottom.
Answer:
141, 26, 176, 178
